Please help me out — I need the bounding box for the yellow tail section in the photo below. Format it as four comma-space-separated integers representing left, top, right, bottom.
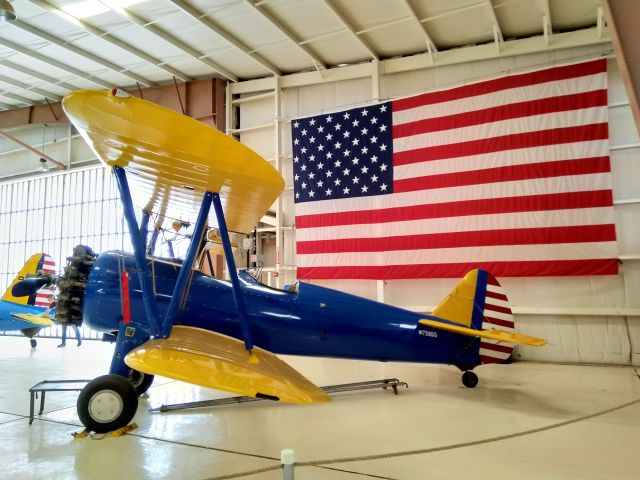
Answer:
431, 270, 479, 327
2, 253, 51, 305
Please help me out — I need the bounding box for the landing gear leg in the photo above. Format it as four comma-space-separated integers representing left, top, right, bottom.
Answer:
21, 328, 39, 349
127, 369, 154, 396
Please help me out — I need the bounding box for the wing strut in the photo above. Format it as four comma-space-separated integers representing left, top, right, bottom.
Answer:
159, 192, 212, 337
114, 166, 162, 335
211, 192, 254, 353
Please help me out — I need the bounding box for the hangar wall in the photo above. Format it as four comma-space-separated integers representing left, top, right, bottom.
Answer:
235, 43, 640, 366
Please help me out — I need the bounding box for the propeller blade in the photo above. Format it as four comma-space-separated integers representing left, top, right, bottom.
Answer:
11, 276, 54, 297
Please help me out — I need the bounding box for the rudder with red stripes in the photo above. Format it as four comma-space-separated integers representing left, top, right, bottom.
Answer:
2, 253, 56, 307
478, 272, 515, 364
430, 268, 516, 365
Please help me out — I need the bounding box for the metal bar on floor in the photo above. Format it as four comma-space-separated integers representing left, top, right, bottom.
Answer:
150, 378, 408, 413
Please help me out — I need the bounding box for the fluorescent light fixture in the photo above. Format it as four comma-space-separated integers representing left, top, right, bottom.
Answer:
62, 1, 109, 19
62, 0, 145, 19
0, 0, 16, 22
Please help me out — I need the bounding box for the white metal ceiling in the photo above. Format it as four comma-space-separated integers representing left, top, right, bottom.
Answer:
0, 0, 603, 111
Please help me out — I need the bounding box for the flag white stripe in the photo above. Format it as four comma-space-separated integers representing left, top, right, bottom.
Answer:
393, 140, 609, 180
393, 107, 607, 154
295, 173, 612, 216
296, 242, 618, 267
392, 73, 607, 125
295, 207, 614, 241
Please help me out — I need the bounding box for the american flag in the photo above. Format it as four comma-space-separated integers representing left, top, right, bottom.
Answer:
292, 59, 618, 280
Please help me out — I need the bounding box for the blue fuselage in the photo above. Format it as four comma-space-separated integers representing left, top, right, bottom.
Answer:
84, 251, 480, 366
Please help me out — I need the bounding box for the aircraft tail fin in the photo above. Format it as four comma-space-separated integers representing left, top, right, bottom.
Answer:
423, 269, 545, 365
2, 253, 56, 307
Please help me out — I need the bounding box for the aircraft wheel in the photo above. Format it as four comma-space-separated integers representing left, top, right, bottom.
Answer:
77, 374, 138, 433
30, 339, 37, 348
462, 371, 479, 388
128, 369, 154, 395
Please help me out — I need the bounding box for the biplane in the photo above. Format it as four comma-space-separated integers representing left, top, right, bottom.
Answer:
0, 253, 55, 348
16, 89, 546, 433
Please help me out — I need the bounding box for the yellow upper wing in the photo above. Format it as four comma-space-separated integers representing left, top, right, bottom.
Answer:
62, 90, 284, 234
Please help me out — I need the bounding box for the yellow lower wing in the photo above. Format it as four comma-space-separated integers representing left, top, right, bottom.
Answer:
419, 319, 547, 347
125, 325, 331, 404
12, 313, 53, 327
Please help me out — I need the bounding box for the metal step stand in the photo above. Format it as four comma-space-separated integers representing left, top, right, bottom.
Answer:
29, 379, 92, 424
150, 378, 408, 413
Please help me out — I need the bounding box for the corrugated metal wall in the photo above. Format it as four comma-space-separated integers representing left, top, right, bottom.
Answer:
0, 166, 129, 340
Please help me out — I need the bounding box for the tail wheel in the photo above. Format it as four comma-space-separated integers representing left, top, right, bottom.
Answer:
127, 369, 154, 395
30, 339, 37, 348
77, 374, 138, 433
461, 371, 479, 388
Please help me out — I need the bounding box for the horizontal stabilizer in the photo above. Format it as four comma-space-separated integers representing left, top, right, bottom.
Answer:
419, 319, 547, 347
125, 326, 331, 404
11, 313, 53, 327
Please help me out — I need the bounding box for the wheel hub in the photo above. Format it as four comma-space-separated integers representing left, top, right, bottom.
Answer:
87, 389, 124, 423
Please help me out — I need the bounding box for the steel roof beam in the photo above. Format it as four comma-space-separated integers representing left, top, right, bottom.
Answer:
421, 1, 486, 23
0, 74, 62, 101
1, 59, 80, 91
27, 0, 193, 82
105, 3, 238, 82
323, 0, 379, 61
169, 0, 280, 76
11, 20, 158, 87
486, 1, 504, 52
542, 0, 552, 45
0, 37, 115, 89
0, 91, 36, 106
244, 0, 327, 71
401, 0, 437, 56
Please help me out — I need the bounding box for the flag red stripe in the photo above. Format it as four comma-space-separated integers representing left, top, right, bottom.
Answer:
485, 290, 508, 301
295, 190, 613, 229
296, 224, 616, 254
296, 259, 618, 279
392, 59, 606, 112
393, 123, 609, 166
393, 90, 607, 138
483, 303, 513, 315
480, 342, 514, 353
394, 157, 611, 194
482, 317, 514, 328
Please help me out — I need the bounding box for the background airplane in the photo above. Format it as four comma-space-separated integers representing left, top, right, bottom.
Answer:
16, 90, 546, 434
0, 253, 56, 347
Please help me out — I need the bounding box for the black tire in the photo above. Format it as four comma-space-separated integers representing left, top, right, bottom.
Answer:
462, 371, 479, 388
30, 339, 37, 348
77, 374, 138, 433
127, 369, 154, 395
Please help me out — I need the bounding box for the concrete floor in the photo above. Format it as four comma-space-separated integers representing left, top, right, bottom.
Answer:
0, 336, 639, 480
